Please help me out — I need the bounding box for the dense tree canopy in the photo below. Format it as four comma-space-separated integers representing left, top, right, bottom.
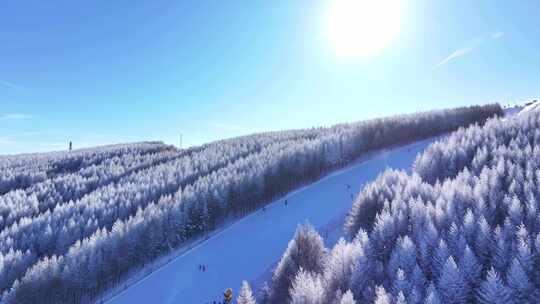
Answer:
261, 107, 540, 303
0, 104, 501, 303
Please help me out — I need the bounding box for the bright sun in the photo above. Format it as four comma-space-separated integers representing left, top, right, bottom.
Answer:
326, 0, 402, 59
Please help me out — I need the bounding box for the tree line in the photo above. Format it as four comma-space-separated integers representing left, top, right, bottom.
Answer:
261, 107, 540, 303
0, 104, 501, 303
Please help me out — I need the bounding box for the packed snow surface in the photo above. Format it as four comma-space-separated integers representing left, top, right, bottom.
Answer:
503, 106, 523, 117
518, 100, 540, 115
107, 137, 438, 304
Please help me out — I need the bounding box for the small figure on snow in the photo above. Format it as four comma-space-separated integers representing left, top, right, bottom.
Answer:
284, 200, 288, 206
69, 141, 73, 151
223, 288, 233, 303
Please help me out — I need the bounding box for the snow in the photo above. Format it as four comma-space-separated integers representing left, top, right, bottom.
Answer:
503, 105, 523, 117
106, 137, 439, 304
518, 100, 540, 115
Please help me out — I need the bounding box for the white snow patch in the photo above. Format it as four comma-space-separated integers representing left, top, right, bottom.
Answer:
518, 100, 540, 115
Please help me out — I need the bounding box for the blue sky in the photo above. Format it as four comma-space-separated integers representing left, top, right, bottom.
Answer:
1, 0, 539, 154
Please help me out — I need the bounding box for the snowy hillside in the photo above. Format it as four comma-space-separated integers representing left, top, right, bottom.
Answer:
0, 104, 502, 304
503, 105, 523, 117
254, 105, 540, 303
105, 136, 439, 304
518, 100, 540, 115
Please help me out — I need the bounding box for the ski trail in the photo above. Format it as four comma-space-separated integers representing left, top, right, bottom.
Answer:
107, 136, 438, 304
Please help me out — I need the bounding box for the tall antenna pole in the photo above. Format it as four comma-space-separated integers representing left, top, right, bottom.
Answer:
179, 133, 182, 149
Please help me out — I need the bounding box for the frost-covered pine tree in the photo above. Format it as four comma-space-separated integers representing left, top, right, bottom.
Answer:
374, 286, 392, 304
492, 228, 509, 275
269, 223, 326, 303
289, 268, 324, 304
459, 245, 481, 290
446, 223, 462, 258
515, 239, 534, 277
474, 216, 492, 267
477, 268, 512, 304
462, 209, 476, 246
324, 238, 362, 294
408, 287, 422, 304
508, 196, 523, 226
392, 268, 411, 298
424, 283, 442, 304
339, 290, 356, 304
388, 236, 417, 279
395, 291, 407, 304
371, 209, 398, 262
349, 247, 374, 301
237, 281, 256, 304
432, 240, 450, 281
258, 282, 271, 304
437, 256, 469, 304
410, 263, 427, 293
506, 258, 533, 303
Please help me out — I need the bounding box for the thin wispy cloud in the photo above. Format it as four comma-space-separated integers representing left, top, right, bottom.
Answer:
0, 81, 24, 91
435, 47, 475, 68
0, 113, 34, 120
436, 31, 506, 68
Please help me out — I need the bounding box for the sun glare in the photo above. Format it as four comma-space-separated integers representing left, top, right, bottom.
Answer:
326, 0, 402, 59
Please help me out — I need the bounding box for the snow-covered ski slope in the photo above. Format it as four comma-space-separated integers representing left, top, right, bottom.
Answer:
518, 100, 540, 115
107, 136, 439, 304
